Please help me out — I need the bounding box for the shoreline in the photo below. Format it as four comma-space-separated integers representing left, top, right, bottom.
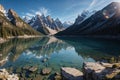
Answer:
0, 35, 44, 44
0, 38, 7, 43
55, 35, 120, 40
1, 62, 119, 80
7, 35, 42, 39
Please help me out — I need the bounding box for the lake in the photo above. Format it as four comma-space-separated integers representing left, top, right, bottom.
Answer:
0, 36, 120, 79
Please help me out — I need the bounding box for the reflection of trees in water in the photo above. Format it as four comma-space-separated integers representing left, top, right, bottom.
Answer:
0, 38, 40, 63
0, 37, 71, 65
28, 37, 70, 56
57, 37, 120, 61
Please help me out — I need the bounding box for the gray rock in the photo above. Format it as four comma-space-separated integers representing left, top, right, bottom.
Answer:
83, 62, 120, 80
29, 66, 38, 72
61, 67, 83, 80
100, 62, 113, 68
42, 68, 52, 75
0, 69, 19, 80
23, 66, 31, 70
23, 66, 38, 72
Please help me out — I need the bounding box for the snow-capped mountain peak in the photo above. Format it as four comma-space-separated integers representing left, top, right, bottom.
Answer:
74, 10, 97, 25
0, 4, 6, 14
63, 21, 73, 28
23, 16, 31, 23
24, 14, 65, 35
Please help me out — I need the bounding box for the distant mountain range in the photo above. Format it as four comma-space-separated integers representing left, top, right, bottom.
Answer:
0, 4, 73, 39
0, 4, 42, 39
24, 14, 71, 35
56, 2, 120, 36
1, 2, 120, 38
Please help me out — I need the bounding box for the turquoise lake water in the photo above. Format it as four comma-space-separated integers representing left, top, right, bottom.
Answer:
0, 37, 120, 79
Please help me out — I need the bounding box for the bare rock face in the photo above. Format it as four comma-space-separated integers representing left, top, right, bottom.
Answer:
83, 62, 120, 80
61, 67, 83, 80
8, 9, 18, 18
0, 69, 19, 80
8, 9, 26, 27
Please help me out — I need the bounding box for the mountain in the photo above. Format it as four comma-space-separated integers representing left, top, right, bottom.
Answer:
23, 16, 31, 23
63, 21, 73, 28
74, 10, 90, 25
24, 14, 65, 35
0, 5, 42, 39
56, 2, 120, 36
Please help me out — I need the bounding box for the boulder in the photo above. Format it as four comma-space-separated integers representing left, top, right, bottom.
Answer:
61, 67, 83, 80
41, 68, 51, 75
0, 69, 19, 80
23, 66, 38, 72
29, 66, 38, 72
100, 62, 113, 68
83, 62, 120, 80
23, 65, 31, 70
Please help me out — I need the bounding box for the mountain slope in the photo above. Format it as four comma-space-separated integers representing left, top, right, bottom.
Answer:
25, 14, 65, 35
0, 5, 42, 39
56, 2, 120, 36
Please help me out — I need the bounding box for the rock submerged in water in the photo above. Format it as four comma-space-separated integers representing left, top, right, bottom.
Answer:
83, 62, 120, 80
23, 66, 38, 72
0, 69, 19, 80
29, 66, 38, 72
61, 67, 83, 80
41, 68, 52, 75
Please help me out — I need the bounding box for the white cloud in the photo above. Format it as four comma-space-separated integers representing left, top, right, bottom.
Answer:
89, 0, 97, 7
87, 0, 113, 10
35, 11, 42, 15
87, 0, 97, 10
39, 7, 49, 16
26, 13, 34, 17
23, 7, 50, 19
35, 7, 49, 16
22, 16, 25, 18
113, 0, 120, 2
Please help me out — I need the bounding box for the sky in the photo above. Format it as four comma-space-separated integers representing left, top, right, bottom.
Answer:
0, 0, 119, 22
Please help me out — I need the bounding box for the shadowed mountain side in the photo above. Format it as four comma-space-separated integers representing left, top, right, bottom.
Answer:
56, 2, 120, 37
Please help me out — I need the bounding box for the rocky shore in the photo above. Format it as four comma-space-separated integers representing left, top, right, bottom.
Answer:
0, 69, 19, 80
60, 62, 120, 80
83, 62, 120, 80
0, 62, 120, 80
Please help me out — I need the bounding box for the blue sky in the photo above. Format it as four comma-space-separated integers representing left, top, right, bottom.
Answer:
0, 0, 119, 22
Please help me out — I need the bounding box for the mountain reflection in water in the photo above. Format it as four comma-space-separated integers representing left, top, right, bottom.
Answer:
0, 36, 119, 79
